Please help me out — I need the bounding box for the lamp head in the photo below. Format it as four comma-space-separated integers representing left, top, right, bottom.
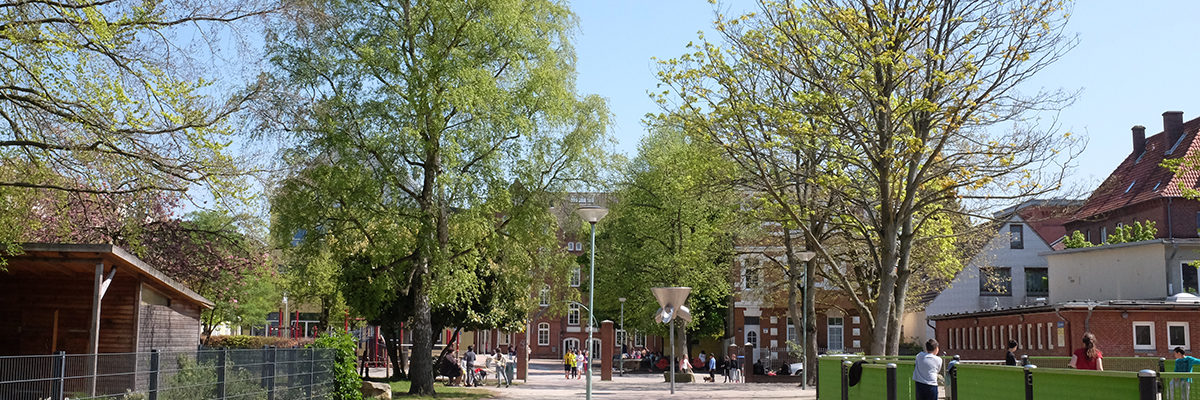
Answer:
576, 205, 609, 224
651, 287, 692, 324
619, 297, 626, 303
797, 251, 816, 262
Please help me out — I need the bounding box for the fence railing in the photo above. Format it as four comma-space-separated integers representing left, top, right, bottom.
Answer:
0, 348, 337, 400
819, 354, 1188, 400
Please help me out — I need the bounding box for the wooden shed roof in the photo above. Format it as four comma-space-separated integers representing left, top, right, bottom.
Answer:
7, 243, 213, 308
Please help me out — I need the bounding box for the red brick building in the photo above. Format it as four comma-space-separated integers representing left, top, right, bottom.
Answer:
1065, 111, 1200, 242
931, 298, 1200, 359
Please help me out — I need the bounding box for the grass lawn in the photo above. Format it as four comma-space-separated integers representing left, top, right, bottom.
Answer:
385, 380, 497, 399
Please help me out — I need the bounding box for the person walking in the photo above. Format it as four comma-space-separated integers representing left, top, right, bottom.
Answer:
707, 353, 717, 382
493, 349, 508, 388
464, 346, 477, 387
506, 348, 517, 386
1005, 340, 1019, 366
728, 355, 741, 383
1068, 332, 1104, 370
564, 350, 575, 379
913, 339, 942, 400
1170, 347, 1200, 400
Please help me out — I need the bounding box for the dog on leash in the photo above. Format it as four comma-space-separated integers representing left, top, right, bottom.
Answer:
702, 376, 714, 382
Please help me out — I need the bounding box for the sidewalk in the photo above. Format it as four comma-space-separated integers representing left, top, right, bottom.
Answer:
491, 359, 816, 399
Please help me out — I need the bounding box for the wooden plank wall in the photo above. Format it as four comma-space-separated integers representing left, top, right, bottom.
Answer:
136, 291, 202, 354
0, 268, 139, 355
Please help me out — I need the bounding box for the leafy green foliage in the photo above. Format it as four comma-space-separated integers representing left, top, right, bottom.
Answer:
265, 0, 612, 394
1063, 231, 1094, 249
593, 126, 739, 352
311, 331, 362, 400
161, 355, 266, 400
1065, 221, 1157, 248
203, 335, 312, 349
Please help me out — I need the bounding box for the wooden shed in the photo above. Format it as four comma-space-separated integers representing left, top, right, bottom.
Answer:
0, 243, 213, 356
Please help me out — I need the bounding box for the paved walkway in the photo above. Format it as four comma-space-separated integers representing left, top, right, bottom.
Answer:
490, 359, 816, 399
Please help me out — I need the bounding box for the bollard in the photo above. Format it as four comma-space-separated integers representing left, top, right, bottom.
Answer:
1160, 358, 1167, 373
1139, 370, 1157, 400
1023, 364, 1036, 400
841, 360, 852, 400
1021, 354, 1029, 366
886, 363, 897, 400
217, 349, 227, 400
948, 360, 959, 400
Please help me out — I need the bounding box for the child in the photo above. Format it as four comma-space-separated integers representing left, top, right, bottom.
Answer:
1170, 347, 1200, 400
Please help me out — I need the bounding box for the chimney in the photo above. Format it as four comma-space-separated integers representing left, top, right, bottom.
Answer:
1132, 125, 1146, 155
1164, 111, 1184, 153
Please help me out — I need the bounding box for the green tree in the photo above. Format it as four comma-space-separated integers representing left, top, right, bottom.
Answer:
657, 0, 1083, 355
265, 0, 610, 394
593, 126, 739, 359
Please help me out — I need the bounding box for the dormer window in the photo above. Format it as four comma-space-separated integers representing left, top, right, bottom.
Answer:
1154, 181, 1162, 191
1125, 181, 1136, 193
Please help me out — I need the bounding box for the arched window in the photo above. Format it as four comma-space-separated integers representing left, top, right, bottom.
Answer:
747, 331, 758, 348
539, 285, 550, 306
538, 323, 550, 346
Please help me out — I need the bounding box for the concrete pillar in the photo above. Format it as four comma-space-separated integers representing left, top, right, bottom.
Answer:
601, 320, 615, 381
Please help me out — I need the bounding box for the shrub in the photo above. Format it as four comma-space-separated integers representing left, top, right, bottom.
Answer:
203, 335, 313, 349
310, 331, 362, 400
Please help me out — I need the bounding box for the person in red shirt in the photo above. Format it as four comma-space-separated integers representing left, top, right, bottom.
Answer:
1068, 332, 1104, 370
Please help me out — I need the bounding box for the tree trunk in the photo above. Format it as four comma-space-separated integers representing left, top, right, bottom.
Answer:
888, 268, 912, 355
870, 253, 898, 355
407, 270, 435, 395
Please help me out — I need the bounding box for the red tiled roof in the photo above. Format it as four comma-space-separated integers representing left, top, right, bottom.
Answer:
1017, 205, 1075, 248
1073, 118, 1200, 221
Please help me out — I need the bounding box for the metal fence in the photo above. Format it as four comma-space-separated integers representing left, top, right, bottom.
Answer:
0, 348, 337, 400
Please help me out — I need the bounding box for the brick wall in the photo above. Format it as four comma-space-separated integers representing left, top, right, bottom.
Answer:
1065, 198, 1200, 243
936, 308, 1200, 360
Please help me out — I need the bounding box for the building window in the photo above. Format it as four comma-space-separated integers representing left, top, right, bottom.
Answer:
1010, 224, 1024, 249
1037, 323, 1044, 349
827, 317, 843, 351
1133, 322, 1155, 351
1025, 268, 1049, 295
567, 242, 575, 251
984, 326, 990, 349
576, 242, 583, 251
568, 303, 581, 325
1169, 322, 1190, 350
634, 332, 646, 347
499, 331, 511, 345
616, 330, 626, 348
787, 318, 797, 343
1183, 262, 1200, 294
744, 258, 761, 289
1101, 227, 1108, 243
1009, 325, 1015, 349
980, 267, 1012, 296
538, 323, 550, 346
539, 285, 550, 306
570, 267, 581, 287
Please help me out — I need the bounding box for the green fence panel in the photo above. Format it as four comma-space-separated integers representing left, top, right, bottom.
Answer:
818, 356, 853, 400
848, 364, 888, 400
1028, 356, 1162, 371
1158, 372, 1200, 400
1031, 368, 1139, 400
954, 364, 1026, 400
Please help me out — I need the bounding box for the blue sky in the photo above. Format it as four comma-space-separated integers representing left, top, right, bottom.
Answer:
571, 0, 1200, 191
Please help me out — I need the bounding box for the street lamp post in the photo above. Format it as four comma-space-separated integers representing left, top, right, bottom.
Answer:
795, 251, 816, 390
651, 287, 692, 395
618, 297, 625, 376
576, 206, 608, 400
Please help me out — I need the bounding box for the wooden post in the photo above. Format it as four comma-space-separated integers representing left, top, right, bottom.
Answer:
51, 309, 59, 352
88, 261, 103, 397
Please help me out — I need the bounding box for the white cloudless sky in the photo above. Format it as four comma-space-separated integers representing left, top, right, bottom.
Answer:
571, 0, 1200, 192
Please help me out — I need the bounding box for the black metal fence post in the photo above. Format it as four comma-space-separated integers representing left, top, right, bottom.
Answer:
148, 350, 160, 400
1160, 357, 1167, 373
1023, 365, 1036, 400
841, 360, 851, 400
216, 349, 227, 400
51, 351, 65, 400
886, 363, 897, 400
1139, 370, 1157, 400
948, 360, 959, 400
267, 346, 277, 400
306, 348, 314, 399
